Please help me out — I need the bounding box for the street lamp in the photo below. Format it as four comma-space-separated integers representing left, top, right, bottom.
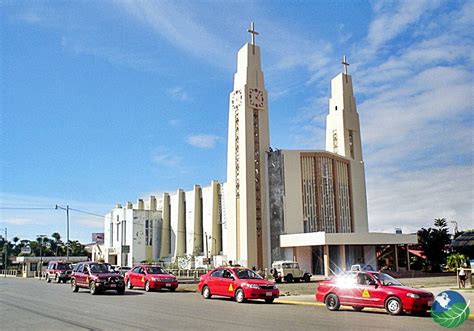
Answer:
37, 234, 47, 279
55, 205, 70, 261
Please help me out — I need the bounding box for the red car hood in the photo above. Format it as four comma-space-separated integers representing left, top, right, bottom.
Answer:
385, 285, 433, 297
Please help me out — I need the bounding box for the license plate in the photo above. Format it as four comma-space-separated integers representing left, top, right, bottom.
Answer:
108, 284, 116, 288
165, 283, 171, 287
266, 292, 272, 297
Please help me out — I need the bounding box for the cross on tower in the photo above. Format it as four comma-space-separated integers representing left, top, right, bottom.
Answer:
342, 55, 350, 75
247, 21, 259, 45
247, 21, 259, 54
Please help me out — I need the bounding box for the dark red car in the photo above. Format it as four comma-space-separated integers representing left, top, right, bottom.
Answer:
316, 271, 434, 315
124, 264, 178, 292
46, 261, 72, 283
71, 262, 125, 295
198, 267, 279, 303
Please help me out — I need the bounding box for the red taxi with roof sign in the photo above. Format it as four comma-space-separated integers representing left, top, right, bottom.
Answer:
124, 264, 178, 292
198, 267, 279, 303
316, 271, 434, 315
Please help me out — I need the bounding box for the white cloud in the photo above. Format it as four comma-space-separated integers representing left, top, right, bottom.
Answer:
167, 87, 192, 102
3, 218, 42, 226
367, 165, 473, 233
186, 134, 220, 149
152, 151, 182, 168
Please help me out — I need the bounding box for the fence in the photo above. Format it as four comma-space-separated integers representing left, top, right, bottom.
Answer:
168, 269, 208, 280
0, 270, 18, 277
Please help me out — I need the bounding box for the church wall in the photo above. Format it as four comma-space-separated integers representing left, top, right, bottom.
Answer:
202, 185, 213, 256
185, 189, 196, 256
281, 150, 304, 234
268, 150, 286, 262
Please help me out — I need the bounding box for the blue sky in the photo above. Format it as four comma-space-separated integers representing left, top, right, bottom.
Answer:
1, 0, 472, 243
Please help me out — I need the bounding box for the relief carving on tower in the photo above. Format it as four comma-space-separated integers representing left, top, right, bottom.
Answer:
253, 108, 262, 238
232, 90, 243, 197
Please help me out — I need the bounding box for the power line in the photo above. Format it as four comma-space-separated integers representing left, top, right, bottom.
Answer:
0, 207, 55, 210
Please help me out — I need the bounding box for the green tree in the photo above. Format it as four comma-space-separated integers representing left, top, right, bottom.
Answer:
446, 253, 466, 271
417, 218, 451, 272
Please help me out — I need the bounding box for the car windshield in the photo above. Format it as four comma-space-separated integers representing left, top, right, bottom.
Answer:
282, 263, 299, 268
89, 263, 112, 274
146, 266, 166, 274
372, 273, 403, 286
236, 269, 263, 279
56, 264, 70, 270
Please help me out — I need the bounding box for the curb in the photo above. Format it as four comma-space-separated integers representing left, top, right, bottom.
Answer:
274, 299, 474, 320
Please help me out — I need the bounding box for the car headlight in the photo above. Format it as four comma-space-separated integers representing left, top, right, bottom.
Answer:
243, 283, 260, 289
151, 277, 158, 281
407, 293, 420, 299
273, 285, 278, 290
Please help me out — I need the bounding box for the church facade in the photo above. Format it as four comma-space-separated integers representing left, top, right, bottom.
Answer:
100, 24, 417, 275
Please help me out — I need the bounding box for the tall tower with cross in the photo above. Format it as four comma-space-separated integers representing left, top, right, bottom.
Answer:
325, 55, 369, 233
225, 22, 270, 268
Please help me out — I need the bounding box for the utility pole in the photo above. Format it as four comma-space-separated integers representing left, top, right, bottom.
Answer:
55, 205, 70, 261
38, 234, 47, 279
3, 227, 7, 278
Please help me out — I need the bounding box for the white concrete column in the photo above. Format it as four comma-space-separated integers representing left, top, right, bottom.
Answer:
160, 193, 171, 258
324, 245, 330, 277
193, 185, 203, 256
176, 190, 186, 256
340, 244, 346, 271
211, 181, 222, 256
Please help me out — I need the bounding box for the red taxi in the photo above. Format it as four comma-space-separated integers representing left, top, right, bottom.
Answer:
124, 264, 178, 292
316, 271, 434, 315
198, 267, 279, 303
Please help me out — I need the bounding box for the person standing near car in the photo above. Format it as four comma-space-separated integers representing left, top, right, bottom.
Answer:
458, 264, 466, 288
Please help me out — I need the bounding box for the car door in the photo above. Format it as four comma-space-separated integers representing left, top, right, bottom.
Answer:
130, 266, 141, 286
220, 269, 236, 297
75, 263, 85, 286
336, 272, 358, 305
207, 269, 224, 296
352, 273, 385, 307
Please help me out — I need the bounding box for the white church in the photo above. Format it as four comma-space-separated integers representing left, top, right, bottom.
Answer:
100, 23, 417, 276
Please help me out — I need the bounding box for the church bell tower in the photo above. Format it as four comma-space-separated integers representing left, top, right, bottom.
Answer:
226, 23, 270, 268
326, 56, 369, 233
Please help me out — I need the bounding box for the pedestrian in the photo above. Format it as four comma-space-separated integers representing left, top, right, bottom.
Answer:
458, 264, 466, 288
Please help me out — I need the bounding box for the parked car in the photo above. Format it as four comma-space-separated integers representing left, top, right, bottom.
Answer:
124, 264, 178, 292
46, 261, 72, 283
117, 266, 131, 276
350, 264, 374, 271
198, 267, 279, 303
316, 271, 434, 315
271, 260, 311, 283
71, 262, 125, 295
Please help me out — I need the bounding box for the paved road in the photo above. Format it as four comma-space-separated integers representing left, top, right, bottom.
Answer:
0, 278, 472, 331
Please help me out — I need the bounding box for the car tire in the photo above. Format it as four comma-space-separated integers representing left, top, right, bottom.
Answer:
46, 275, 51, 283
90, 281, 97, 295
265, 298, 275, 304
71, 279, 79, 292
385, 296, 403, 315
235, 288, 245, 303
325, 293, 340, 311
145, 281, 151, 292
55, 275, 61, 283
285, 274, 294, 283
117, 287, 125, 295
353, 306, 364, 312
169, 288, 176, 292
202, 285, 211, 299
127, 279, 133, 289
303, 274, 311, 283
